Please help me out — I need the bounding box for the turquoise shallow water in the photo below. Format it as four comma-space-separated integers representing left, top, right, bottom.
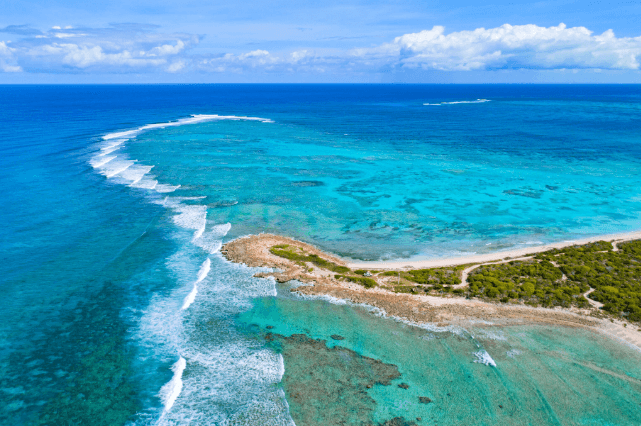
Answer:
1, 85, 641, 425
240, 284, 641, 425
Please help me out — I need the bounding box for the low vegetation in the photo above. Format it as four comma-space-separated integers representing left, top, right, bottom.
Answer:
270, 244, 350, 274
269, 239, 641, 322
335, 274, 378, 289
381, 265, 469, 286
467, 240, 641, 320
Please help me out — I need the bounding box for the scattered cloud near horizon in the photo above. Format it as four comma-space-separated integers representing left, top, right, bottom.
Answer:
1, 23, 640, 77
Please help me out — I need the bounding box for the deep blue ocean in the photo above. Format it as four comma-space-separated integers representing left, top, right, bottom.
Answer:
2, 85, 641, 425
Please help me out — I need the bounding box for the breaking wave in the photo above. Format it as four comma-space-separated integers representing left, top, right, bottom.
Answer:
90, 114, 294, 425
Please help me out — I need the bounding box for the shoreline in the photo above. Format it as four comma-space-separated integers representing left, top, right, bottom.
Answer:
221, 233, 641, 351
347, 230, 641, 269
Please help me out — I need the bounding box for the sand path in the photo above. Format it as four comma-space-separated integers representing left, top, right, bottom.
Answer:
583, 287, 604, 309
454, 256, 534, 288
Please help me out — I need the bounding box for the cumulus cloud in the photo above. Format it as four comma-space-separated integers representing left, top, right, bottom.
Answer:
1, 22, 640, 75
355, 23, 641, 71
4, 24, 197, 73
0, 41, 22, 72
198, 48, 327, 73
166, 60, 186, 73
200, 50, 280, 72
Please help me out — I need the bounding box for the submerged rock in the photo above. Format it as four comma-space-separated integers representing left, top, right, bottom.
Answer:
267, 333, 401, 426
330, 334, 345, 340
418, 396, 432, 404
376, 417, 418, 426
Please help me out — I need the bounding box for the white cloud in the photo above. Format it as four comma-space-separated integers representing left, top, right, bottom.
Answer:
10, 25, 198, 72
37, 43, 167, 68
3, 22, 641, 76
147, 40, 186, 57
54, 32, 85, 39
290, 50, 309, 63
166, 60, 185, 73
356, 23, 641, 71
0, 41, 22, 72
201, 49, 280, 72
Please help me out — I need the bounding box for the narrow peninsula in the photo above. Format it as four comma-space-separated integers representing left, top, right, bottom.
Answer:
222, 233, 641, 350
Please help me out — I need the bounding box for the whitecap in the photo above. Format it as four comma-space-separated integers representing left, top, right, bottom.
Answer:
131, 178, 158, 190
159, 357, 186, 413
118, 164, 154, 184
182, 258, 211, 310
99, 159, 134, 178
192, 223, 231, 254
102, 114, 273, 141
89, 155, 116, 169
155, 184, 181, 193
473, 350, 497, 367
424, 99, 491, 106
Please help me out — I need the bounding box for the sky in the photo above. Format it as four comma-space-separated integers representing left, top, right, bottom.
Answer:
1, 0, 641, 83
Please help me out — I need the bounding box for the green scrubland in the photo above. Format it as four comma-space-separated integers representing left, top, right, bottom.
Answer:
269, 240, 641, 322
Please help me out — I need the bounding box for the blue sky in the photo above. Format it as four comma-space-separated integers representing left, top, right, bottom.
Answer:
1, 0, 641, 83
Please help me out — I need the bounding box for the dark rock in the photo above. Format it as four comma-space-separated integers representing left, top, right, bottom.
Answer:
330, 334, 345, 340
398, 383, 409, 389
418, 396, 432, 404
266, 325, 274, 329
292, 180, 325, 187
376, 417, 418, 426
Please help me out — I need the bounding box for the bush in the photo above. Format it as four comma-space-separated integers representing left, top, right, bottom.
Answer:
335, 274, 377, 288
270, 246, 351, 273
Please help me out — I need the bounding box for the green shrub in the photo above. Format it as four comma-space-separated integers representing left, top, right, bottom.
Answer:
335, 274, 377, 288
270, 246, 351, 273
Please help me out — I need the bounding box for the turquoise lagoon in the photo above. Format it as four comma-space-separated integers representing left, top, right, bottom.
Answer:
1, 85, 641, 425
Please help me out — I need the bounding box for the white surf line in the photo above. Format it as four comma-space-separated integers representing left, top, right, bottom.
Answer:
182, 258, 211, 310
89, 155, 116, 168
424, 99, 491, 106
95, 114, 274, 197
105, 163, 133, 178
348, 230, 641, 270
102, 114, 274, 141
90, 116, 273, 421
192, 213, 207, 241
473, 350, 497, 367
159, 356, 187, 414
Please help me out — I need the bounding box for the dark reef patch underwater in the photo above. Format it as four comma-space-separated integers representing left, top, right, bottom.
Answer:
239, 282, 641, 425
2, 84, 641, 425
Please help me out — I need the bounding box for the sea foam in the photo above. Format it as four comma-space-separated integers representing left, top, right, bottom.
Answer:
102, 114, 273, 141
182, 258, 211, 310
160, 357, 186, 413
473, 350, 497, 367
424, 99, 491, 106
91, 114, 293, 425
